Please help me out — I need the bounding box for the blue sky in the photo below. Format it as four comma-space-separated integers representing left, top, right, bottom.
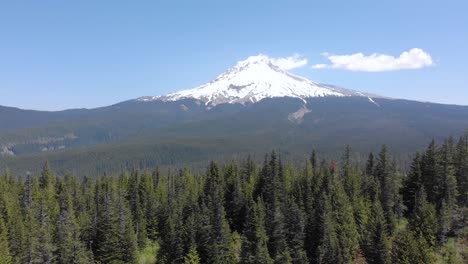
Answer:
0, 0, 467, 110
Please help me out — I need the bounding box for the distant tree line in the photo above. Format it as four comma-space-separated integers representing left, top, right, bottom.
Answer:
0, 132, 467, 263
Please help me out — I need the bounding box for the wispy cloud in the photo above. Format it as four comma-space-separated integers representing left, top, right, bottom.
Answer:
271, 54, 308, 70
312, 48, 434, 72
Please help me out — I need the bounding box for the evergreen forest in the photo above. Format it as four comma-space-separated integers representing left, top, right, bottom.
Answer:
0, 132, 467, 263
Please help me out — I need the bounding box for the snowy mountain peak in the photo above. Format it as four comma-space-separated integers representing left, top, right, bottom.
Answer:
138, 54, 378, 106
232, 54, 283, 71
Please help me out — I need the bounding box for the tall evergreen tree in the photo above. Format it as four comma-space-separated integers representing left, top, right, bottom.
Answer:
364, 199, 389, 264
455, 131, 468, 206
241, 198, 273, 264
35, 196, 55, 264
421, 140, 444, 206
54, 181, 91, 263
310, 149, 317, 172
197, 162, 236, 264
127, 169, 148, 248
331, 175, 359, 263
374, 145, 397, 233
318, 193, 339, 264
409, 187, 438, 248
438, 137, 458, 244
39, 161, 54, 190
366, 152, 374, 177
183, 246, 201, 264
391, 230, 433, 264
0, 216, 13, 264
441, 137, 458, 210
402, 153, 423, 217
284, 198, 308, 264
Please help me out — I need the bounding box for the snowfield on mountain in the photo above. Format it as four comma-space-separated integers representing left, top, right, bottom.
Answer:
138, 54, 379, 106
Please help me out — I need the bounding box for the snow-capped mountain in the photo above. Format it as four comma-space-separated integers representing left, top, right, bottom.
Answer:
138, 54, 379, 106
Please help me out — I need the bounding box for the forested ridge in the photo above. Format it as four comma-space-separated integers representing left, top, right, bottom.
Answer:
0, 133, 467, 263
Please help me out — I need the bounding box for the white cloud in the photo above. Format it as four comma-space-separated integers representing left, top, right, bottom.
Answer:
312, 48, 434, 72
311, 64, 327, 69
271, 54, 308, 70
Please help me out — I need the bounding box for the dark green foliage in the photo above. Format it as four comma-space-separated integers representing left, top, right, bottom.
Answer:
455, 131, 468, 206
54, 181, 91, 263
0, 134, 465, 263
374, 145, 399, 233
183, 246, 201, 264
391, 230, 433, 264
402, 153, 423, 217
241, 198, 273, 264
409, 187, 438, 248
317, 193, 339, 264
0, 216, 13, 264
363, 199, 389, 264
421, 140, 444, 206
3, 97, 468, 177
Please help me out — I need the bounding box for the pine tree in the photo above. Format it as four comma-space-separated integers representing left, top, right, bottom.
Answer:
331, 176, 359, 263
54, 181, 91, 263
366, 152, 374, 177
184, 246, 201, 264
197, 162, 236, 264
310, 149, 317, 173
94, 180, 121, 263
39, 161, 54, 189
421, 140, 444, 206
455, 131, 468, 206
374, 145, 397, 233
115, 189, 138, 263
402, 153, 423, 217
409, 187, 438, 248
0, 216, 13, 264
35, 195, 56, 264
241, 198, 273, 264
436, 138, 458, 245
391, 230, 433, 264
127, 169, 147, 248
284, 199, 308, 264
304, 160, 328, 262
22, 193, 40, 264
211, 197, 235, 264
224, 164, 245, 233
1, 179, 25, 263
318, 193, 339, 264
441, 137, 458, 210
364, 199, 389, 264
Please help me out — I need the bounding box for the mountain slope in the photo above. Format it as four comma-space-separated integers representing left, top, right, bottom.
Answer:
1, 55, 467, 175
2, 96, 468, 176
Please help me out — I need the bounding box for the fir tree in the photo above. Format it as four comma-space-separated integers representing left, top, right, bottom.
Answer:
455, 131, 468, 206
0, 216, 13, 264
409, 187, 438, 248
421, 140, 444, 206
391, 230, 433, 264
310, 149, 317, 172
374, 145, 397, 233
54, 181, 91, 263
318, 193, 339, 264
330, 176, 359, 263
364, 199, 389, 264
240, 198, 273, 264
35, 196, 56, 264
284, 198, 308, 264
183, 246, 201, 264
402, 153, 423, 217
